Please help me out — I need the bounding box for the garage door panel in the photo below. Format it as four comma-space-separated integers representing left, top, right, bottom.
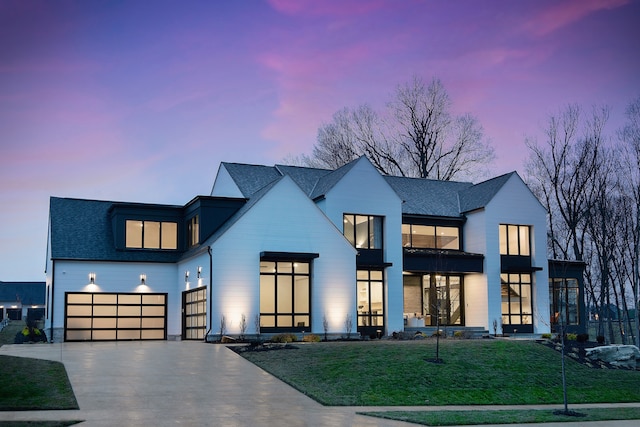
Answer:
93, 305, 117, 316
142, 306, 164, 316
67, 318, 91, 328
65, 292, 167, 342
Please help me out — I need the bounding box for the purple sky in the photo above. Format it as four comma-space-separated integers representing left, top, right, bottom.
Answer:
1, 0, 639, 281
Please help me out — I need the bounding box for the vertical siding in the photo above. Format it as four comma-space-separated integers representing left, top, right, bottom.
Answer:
209, 177, 357, 335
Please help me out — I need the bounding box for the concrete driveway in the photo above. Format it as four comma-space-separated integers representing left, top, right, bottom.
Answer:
1, 341, 639, 426
0, 341, 415, 426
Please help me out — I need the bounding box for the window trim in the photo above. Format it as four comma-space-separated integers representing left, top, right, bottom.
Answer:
125, 219, 178, 250
499, 224, 531, 256
343, 214, 384, 249
402, 223, 461, 250
259, 260, 311, 332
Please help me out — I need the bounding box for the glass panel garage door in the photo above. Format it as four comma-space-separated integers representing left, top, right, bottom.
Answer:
65, 292, 167, 341
182, 287, 206, 340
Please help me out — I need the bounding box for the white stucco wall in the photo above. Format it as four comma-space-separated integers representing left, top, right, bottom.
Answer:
207, 176, 357, 336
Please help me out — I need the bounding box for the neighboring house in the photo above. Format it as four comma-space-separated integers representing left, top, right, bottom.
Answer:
44, 156, 586, 342
0, 281, 46, 321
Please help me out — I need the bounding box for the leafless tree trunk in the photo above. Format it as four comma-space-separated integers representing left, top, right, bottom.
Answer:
310, 75, 494, 181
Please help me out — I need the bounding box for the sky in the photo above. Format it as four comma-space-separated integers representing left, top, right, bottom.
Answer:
1, 0, 639, 281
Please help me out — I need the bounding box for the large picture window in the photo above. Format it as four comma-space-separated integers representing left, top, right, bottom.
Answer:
260, 261, 310, 331
126, 220, 177, 250
501, 273, 532, 329
550, 278, 579, 326
343, 214, 383, 249
499, 224, 530, 256
402, 224, 460, 250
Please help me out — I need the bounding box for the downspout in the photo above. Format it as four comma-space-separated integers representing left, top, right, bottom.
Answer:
204, 246, 213, 342
49, 261, 55, 343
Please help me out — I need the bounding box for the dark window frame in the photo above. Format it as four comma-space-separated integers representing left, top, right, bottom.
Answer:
402, 224, 461, 250
499, 224, 531, 256
549, 277, 580, 326
500, 273, 533, 332
343, 214, 384, 250
259, 260, 311, 333
187, 215, 200, 248
125, 219, 178, 250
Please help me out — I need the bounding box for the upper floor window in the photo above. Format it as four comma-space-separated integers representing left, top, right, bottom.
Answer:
126, 220, 177, 250
499, 224, 530, 256
402, 224, 460, 250
343, 214, 383, 249
188, 215, 199, 247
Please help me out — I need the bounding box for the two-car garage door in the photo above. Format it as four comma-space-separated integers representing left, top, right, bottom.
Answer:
65, 292, 167, 341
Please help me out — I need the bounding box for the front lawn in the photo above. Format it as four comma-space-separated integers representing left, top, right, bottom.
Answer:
237, 339, 640, 406
0, 355, 78, 411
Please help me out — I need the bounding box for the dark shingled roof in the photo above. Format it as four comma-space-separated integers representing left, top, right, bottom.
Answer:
0, 281, 45, 305
49, 197, 182, 263
221, 163, 283, 198
458, 172, 515, 213
275, 165, 331, 195
384, 176, 472, 217
309, 159, 360, 199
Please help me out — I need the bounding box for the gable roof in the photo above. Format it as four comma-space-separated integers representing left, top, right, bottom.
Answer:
309, 158, 361, 199
220, 163, 282, 198
384, 175, 473, 218
0, 281, 45, 305
457, 172, 516, 213
274, 165, 331, 195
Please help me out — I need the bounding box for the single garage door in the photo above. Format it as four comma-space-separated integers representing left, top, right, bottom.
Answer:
182, 287, 206, 340
65, 292, 167, 341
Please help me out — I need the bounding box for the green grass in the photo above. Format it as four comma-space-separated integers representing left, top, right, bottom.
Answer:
238, 340, 640, 406
0, 355, 79, 411
1, 321, 79, 413
359, 407, 640, 426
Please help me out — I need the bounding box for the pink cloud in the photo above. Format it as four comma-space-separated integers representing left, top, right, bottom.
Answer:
267, 0, 387, 17
523, 0, 629, 37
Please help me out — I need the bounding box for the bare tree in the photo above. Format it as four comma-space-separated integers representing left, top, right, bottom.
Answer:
618, 96, 640, 347
389, 77, 494, 180
309, 76, 494, 181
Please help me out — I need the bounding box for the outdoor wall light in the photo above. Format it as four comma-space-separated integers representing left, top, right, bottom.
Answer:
88, 272, 96, 285
197, 266, 202, 279
140, 274, 147, 285
185, 271, 190, 282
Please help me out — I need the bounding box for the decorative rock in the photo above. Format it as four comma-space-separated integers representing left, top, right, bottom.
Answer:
585, 345, 640, 369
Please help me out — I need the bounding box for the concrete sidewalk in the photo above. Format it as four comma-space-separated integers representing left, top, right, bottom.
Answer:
1, 341, 639, 426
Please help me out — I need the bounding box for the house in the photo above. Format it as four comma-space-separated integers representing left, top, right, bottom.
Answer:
43, 156, 586, 342
0, 281, 46, 322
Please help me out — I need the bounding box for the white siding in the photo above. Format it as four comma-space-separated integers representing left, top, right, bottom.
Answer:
49, 261, 179, 340
210, 164, 243, 198
482, 174, 550, 334
208, 176, 357, 336
321, 158, 404, 333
